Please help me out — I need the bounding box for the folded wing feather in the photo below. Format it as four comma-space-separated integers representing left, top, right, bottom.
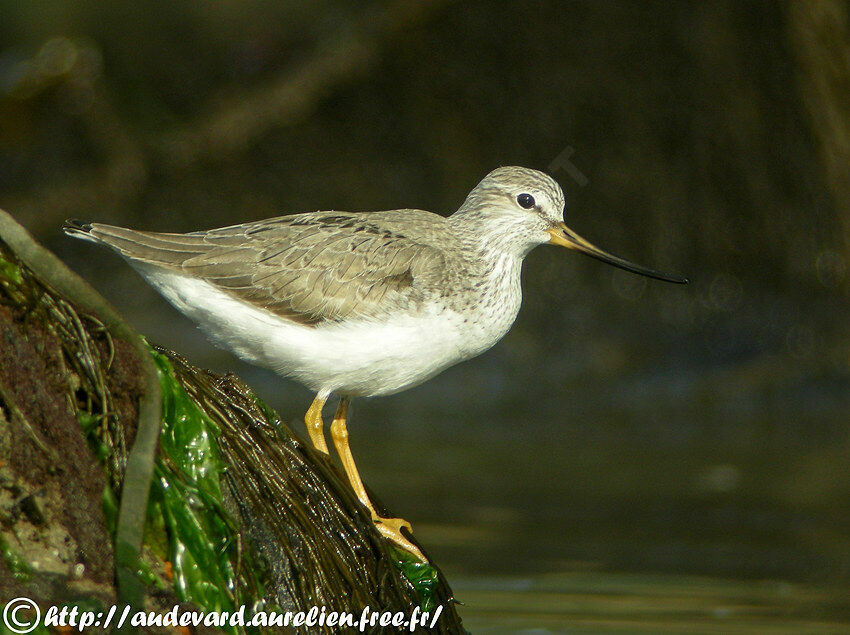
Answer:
85, 213, 445, 325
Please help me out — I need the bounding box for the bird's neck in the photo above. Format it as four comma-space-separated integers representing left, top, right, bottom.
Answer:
450, 209, 538, 262
449, 242, 525, 360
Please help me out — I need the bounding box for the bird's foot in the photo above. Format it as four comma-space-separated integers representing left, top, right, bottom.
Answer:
326, 397, 426, 561
372, 513, 426, 561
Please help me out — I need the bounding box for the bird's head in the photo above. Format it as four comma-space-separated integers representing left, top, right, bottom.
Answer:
456, 166, 687, 284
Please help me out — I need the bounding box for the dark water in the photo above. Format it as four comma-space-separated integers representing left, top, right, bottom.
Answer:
359, 429, 850, 632
452, 572, 850, 633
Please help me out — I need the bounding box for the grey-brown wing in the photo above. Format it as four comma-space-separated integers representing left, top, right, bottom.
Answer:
81, 213, 448, 325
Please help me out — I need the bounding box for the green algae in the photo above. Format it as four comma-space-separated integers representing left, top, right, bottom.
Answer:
0, 535, 31, 583
76, 346, 261, 628
0, 255, 25, 305
391, 548, 440, 612
0, 258, 22, 287
148, 348, 257, 623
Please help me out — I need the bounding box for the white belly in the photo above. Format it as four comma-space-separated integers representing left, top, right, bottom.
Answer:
135, 266, 502, 397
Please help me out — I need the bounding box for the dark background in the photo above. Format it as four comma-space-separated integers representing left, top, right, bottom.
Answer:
2, 0, 849, 599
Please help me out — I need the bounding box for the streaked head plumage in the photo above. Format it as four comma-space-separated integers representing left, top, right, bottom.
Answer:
453, 166, 567, 254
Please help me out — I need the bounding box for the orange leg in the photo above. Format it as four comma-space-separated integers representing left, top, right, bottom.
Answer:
304, 393, 329, 454
330, 397, 425, 561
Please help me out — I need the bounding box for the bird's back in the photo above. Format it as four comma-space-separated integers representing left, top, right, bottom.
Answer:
64, 210, 466, 326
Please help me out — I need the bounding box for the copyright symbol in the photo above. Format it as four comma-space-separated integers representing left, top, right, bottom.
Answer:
2, 598, 40, 634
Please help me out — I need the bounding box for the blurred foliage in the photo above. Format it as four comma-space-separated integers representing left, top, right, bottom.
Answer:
1, 0, 849, 590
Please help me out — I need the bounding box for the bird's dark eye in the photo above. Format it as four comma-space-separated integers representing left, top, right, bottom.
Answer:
517, 193, 535, 209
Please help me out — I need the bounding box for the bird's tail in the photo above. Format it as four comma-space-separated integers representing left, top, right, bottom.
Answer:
62, 220, 210, 267
62, 219, 101, 244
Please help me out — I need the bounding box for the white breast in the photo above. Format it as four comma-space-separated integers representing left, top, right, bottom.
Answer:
452, 252, 524, 359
